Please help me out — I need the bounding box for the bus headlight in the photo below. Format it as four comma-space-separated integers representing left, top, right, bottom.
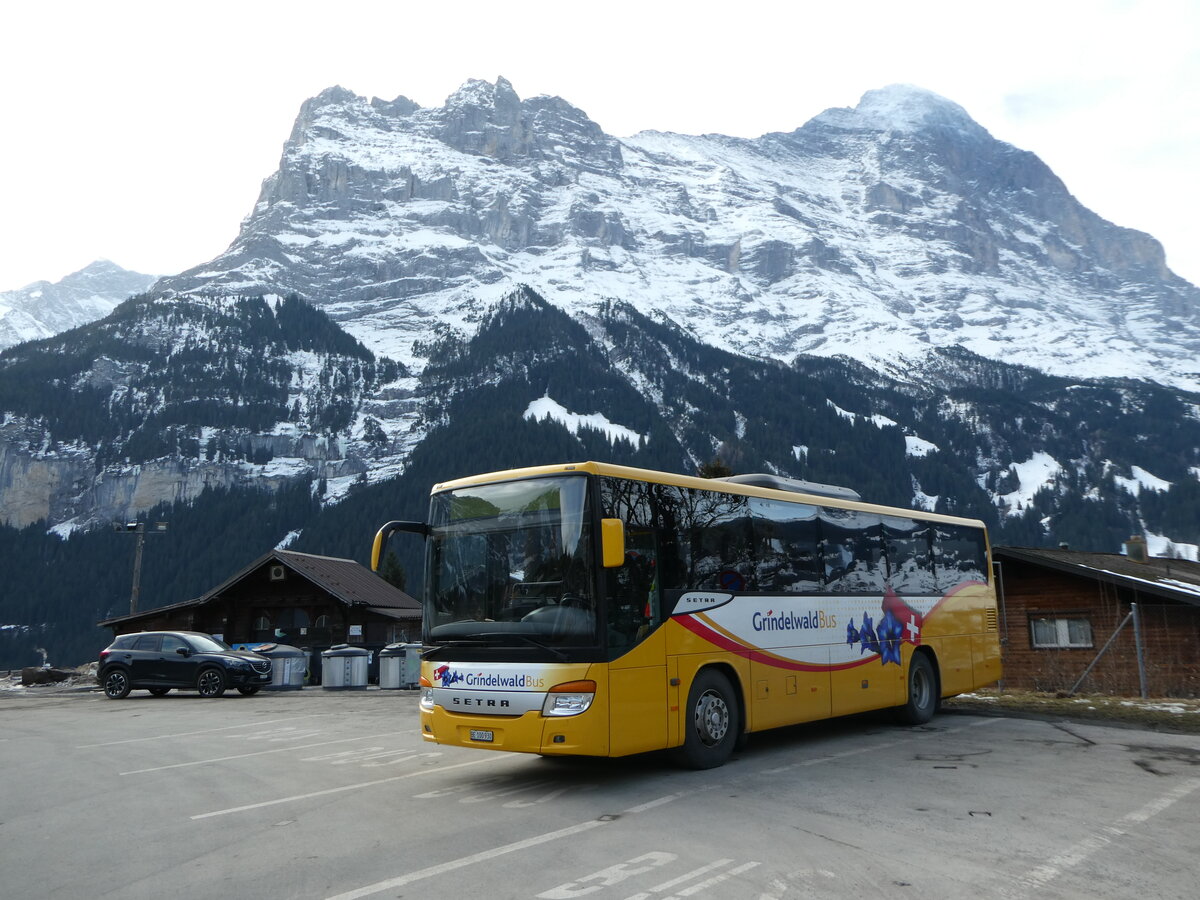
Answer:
419, 675, 435, 711
542, 680, 596, 717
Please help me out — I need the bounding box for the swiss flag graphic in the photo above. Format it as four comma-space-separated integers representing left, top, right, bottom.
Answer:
883, 586, 924, 646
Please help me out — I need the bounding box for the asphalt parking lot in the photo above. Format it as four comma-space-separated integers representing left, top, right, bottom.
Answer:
2, 686, 1198, 900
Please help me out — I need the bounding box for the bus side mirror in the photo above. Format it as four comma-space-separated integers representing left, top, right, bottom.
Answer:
371, 520, 431, 571
601, 518, 625, 568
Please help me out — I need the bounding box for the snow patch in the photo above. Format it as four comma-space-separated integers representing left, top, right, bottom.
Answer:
911, 483, 939, 512
1096, 568, 1200, 597
998, 452, 1062, 516
275, 530, 302, 549
1113, 464, 1171, 495
523, 395, 646, 448
1146, 532, 1200, 562
904, 435, 939, 457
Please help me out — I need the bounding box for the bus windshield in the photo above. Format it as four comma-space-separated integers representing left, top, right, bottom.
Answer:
425, 476, 597, 651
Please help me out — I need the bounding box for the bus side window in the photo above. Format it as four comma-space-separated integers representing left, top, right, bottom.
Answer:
883, 517, 937, 595
690, 515, 756, 592
935, 524, 989, 588
820, 509, 885, 594
606, 531, 660, 652
749, 498, 821, 593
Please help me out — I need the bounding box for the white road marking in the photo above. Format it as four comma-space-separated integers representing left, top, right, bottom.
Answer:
622, 858, 735, 899
1008, 777, 1200, 898
191, 754, 513, 819
540, 852, 678, 898
242, 726, 325, 742
624, 793, 685, 814
328, 820, 610, 900
78, 715, 321, 748
300, 747, 437, 767
324, 794, 686, 900
120, 732, 407, 774
656, 860, 761, 899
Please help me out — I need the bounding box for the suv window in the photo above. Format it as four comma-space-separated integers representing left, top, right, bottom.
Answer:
111, 635, 137, 649
132, 634, 162, 651
161, 635, 189, 654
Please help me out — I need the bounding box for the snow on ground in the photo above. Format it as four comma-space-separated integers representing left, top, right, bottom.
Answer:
275, 530, 301, 549
1146, 533, 1200, 562
826, 400, 939, 458
1112, 464, 1172, 495
905, 435, 939, 457
523, 394, 646, 447
997, 451, 1062, 516
911, 479, 939, 512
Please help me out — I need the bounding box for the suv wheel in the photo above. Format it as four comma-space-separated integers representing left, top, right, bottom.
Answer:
197, 668, 226, 698
103, 669, 131, 699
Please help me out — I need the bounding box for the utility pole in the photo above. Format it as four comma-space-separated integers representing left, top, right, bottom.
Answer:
121, 521, 168, 614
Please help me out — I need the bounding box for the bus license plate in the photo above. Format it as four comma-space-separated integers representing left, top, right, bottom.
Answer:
469, 729, 494, 742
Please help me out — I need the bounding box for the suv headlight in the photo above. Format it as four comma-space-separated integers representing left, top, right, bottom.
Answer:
542, 680, 596, 717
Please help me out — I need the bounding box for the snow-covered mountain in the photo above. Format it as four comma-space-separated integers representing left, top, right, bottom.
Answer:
7, 77, 1200, 671
0, 260, 156, 350
155, 78, 1200, 390
2, 78, 1198, 553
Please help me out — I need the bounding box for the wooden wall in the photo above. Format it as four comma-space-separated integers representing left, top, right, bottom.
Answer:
997, 558, 1200, 697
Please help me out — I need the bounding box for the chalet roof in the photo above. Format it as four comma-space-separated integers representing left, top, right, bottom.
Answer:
99, 548, 420, 628
994, 546, 1200, 608
269, 550, 419, 611
98, 594, 206, 627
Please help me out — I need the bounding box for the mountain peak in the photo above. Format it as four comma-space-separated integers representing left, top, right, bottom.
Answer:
0, 260, 156, 350
808, 84, 987, 138
855, 84, 985, 134
309, 84, 363, 110
445, 76, 518, 110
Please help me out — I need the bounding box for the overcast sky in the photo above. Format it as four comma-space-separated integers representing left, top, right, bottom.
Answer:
2, 0, 1197, 291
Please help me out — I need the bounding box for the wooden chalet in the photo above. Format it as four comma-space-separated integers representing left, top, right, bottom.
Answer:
98, 549, 422, 680
994, 545, 1200, 697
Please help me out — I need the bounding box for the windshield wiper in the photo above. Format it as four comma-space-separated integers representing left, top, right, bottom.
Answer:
477, 631, 568, 661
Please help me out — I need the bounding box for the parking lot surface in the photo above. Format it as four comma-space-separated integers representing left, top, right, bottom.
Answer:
2, 687, 1198, 899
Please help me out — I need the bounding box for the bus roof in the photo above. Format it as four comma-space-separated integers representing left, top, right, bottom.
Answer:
431, 461, 989, 530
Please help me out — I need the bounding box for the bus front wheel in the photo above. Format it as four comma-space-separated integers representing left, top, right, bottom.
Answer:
897, 652, 938, 725
676, 669, 739, 769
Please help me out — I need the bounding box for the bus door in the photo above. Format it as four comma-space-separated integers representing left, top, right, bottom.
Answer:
606, 527, 668, 755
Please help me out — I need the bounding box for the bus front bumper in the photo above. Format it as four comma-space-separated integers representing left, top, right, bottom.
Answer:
419, 704, 607, 757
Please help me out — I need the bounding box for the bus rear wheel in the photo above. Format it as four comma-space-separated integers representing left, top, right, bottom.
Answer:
897, 652, 938, 725
676, 669, 739, 769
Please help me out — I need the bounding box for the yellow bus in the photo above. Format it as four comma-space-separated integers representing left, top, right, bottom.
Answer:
372, 462, 1001, 768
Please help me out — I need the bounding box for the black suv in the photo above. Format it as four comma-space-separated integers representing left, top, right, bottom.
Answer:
97, 631, 273, 699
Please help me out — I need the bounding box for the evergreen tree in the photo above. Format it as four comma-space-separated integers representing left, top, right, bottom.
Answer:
379, 552, 408, 591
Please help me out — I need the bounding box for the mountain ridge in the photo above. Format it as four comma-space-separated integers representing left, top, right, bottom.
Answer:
0, 79, 1195, 542
0, 260, 157, 350
2, 283, 1198, 670
150, 78, 1199, 392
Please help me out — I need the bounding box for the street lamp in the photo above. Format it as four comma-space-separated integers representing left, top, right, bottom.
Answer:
119, 520, 168, 614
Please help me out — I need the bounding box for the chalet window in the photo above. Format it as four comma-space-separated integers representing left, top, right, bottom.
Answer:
1030, 616, 1093, 649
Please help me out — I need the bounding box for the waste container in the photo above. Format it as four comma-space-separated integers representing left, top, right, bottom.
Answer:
321, 644, 370, 690
379, 643, 422, 689
253, 643, 307, 690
